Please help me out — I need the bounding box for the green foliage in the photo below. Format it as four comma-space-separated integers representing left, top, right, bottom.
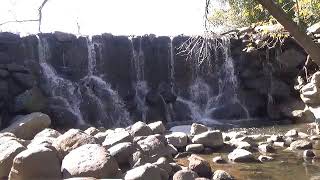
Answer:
210, 0, 320, 28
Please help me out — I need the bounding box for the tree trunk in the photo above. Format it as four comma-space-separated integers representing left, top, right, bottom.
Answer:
256, 0, 320, 65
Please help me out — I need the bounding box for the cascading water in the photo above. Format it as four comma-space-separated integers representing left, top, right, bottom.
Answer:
37, 36, 85, 125
36, 33, 252, 128
130, 37, 149, 122
174, 36, 249, 126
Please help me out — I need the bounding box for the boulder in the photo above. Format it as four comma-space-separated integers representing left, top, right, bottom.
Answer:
1, 112, 51, 140
173, 170, 199, 180
186, 144, 204, 153
167, 144, 178, 156
124, 163, 168, 180
148, 121, 166, 134
9, 146, 61, 180
188, 154, 212, 178
303, 150, 316, 159
165, 132, 188, 148
33, 128, 61, 139
62, 144, 119, 179
108, 142, 135, 165
258, 144, 275, 154
212, 170, 233, 180
258, 155, 274, 162
130, 121, 153, 137
137, 134, 170, 158
228, 149, 255, 162
212, 156, 226, 164
289, 140, 312, 150
190, 123, 208, 135
153, 157, 172, 175
0, 140, 26, 179
103, 130, 133, 147
53, 129, 98, 158
192, 131, 224, 148
285, 129, 298, 138
84, 127, 100, 136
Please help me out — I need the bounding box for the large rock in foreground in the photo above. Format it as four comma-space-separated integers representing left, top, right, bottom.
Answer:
61, 144, 119, 179
1, 112, 51, 140
53, 129, 98, 158
0, 140, 26, 179
9, 146, 61, 180
124, 163, 168, 180
192, 130, 224, 148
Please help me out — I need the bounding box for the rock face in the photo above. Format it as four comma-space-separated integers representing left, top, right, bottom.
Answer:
228, 149, 255, 162
173, 170, 199, 180
9, 146, 61, 180
53, 129, 98, 158
61, 144, 119, 179
192, 131, 224, 148
0, 140, 26, 179
124, 163, 168, 180
188, 154, 212, 178
1, 112, 51, 140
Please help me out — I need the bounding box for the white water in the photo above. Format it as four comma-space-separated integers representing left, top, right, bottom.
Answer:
37, 36, 85, 125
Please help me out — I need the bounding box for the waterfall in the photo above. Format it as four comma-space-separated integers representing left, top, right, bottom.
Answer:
131, 37, 149, 122
37, 36, 85, 125
174, 36, 249, 126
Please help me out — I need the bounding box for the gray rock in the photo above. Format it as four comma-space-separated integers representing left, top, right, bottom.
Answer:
137, 134, 170, 158
124, 163, 168, 180
186, 144, 204, 153
212, 156, 226, 164
228, 149, 255, 162
173, 170, 199, 180
258, 144, 275, 154
0, 140, 26, 179
192, 130, 223, 148
103, 130, 133, 147
167, 144, 178, 156
290, 140, 312, 150
148, 121, 166, 134
153, 157, 172, 175
33, 128, 61, 139
84, 127, 100, 136
285, 129, 298, 138
303, 150, 316, 159
53, 129, 98, 158
108, 142, 135, 165
165, 132, 188, 148
1, 112, 51, 140
130, 121, 153, 137
258, 155, 274, 162
212, 170, 233, 180
54, 31, 77, 42
9, 146, 61, 180
190, 123, 208, 135
188, 154, 212, 178
62, 144, 119, 179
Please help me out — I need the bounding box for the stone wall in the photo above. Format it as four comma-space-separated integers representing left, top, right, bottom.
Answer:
0, 31, 311, 129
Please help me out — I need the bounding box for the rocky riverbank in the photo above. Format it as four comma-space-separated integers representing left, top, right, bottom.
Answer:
1, 112, 320, 180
